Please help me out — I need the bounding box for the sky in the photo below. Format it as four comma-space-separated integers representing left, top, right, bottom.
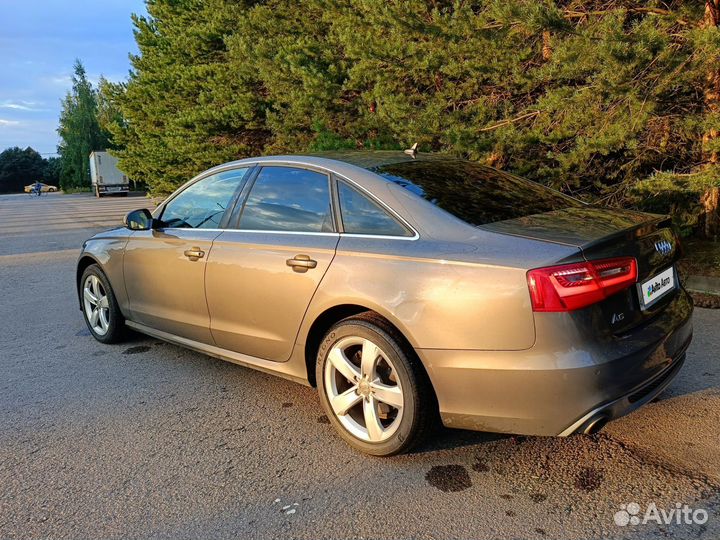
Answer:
0, 0, 146, 156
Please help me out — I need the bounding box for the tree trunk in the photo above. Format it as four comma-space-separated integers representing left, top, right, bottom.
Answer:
700, 1, 720, 238
701, 187, 720, 238
542, 31, 552, 61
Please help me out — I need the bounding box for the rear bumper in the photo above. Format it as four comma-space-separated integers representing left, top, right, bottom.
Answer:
419, 288, 693, 436
557, 350, 687, 435
96, 184, 129, 192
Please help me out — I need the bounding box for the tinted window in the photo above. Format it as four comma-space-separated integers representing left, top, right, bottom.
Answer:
376, 161, 583, 226
338, 182, 411, 236
239, 167, 333, 232
161, 168, 248, 229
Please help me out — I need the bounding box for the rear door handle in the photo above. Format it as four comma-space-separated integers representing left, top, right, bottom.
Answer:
184, 247, 205, 261
286, 254, 317, 272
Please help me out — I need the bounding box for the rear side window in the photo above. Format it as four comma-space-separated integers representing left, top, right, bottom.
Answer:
161, 168, 248, 229
338, 181, 411, 237
375, 161, 583, 226
239, 166, 334, 232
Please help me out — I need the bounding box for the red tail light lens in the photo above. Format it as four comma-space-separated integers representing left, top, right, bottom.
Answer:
527, 257, 637, 312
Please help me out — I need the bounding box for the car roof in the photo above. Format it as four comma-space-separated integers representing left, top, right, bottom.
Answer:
305, 150, 454, 170
208, 150, 457, 178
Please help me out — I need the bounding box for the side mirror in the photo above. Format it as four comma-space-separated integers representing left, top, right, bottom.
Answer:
123, 208, 156, 231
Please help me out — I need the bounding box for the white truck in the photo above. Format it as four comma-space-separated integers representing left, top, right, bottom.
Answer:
89, 151, 129, 197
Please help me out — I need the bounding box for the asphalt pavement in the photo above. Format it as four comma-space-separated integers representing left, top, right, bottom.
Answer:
0, 192, 718, 540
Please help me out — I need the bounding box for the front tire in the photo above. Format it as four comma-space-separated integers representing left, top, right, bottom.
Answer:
316, 314, 435, 456
80, 264, 125, 344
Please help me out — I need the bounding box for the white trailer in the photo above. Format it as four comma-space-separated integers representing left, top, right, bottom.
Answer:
89, 151, 129, 197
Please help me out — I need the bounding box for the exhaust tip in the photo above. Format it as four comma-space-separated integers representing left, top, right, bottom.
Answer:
581, 414, 609, 435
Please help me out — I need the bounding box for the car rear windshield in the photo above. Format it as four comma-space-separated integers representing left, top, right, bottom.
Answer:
374, 160, 583, 226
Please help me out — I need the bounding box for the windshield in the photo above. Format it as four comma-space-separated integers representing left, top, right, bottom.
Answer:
375, 160, 583, 226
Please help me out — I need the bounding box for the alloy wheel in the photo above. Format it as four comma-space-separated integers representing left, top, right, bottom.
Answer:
324, 336, 404, 443
83, 274, 110, 336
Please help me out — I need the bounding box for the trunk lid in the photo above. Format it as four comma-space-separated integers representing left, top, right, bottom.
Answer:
483, 206, 682, 333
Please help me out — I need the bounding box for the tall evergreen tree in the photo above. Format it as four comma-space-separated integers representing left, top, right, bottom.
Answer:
103, 0, 719, 236
698, 0, 720, 237
228, 0, 357, 152
57, 60, 109, 189
111, 0, 267, 194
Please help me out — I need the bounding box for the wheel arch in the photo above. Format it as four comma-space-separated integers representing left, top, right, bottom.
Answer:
302, 304, 432, 394
76, 254, 102, 308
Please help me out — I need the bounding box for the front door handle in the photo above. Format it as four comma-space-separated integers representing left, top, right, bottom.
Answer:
184, 247, 205, 261
286, 254, 317, 273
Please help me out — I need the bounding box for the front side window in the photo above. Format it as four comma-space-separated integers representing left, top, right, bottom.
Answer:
239, 167, 333, 232
338, 181, 411, 237
160, 168, 248, 229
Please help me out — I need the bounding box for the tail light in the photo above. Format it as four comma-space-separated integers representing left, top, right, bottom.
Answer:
527, 257, 637, 312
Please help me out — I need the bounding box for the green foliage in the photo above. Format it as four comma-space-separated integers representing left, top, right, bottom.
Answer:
57, 60, 110, 190
60, 186, 93, 194
107, 0, 266, 194
43, 156, 62, 187
632, 166, 720, 235
0, 147, 51, 193
96, 77, 126, 150
102, 0, 720, 235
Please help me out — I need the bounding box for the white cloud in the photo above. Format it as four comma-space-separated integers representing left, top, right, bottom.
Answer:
48, 74, 72, 86
0, 100, 47, 112
0, 119, 21, 127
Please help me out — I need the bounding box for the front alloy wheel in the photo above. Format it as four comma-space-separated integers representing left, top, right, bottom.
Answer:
80, 264, 125, 344
83, 274, 110, 336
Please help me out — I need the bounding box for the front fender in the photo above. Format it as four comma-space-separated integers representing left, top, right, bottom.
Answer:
76, 229, 131, 316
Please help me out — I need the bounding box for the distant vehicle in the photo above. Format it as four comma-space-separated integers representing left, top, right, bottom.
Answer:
89, 151, 129, 198
24, 182, 57, 193
76, 152, 692, 456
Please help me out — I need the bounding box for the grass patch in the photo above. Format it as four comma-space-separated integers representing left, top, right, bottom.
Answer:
61, 187, 92, 194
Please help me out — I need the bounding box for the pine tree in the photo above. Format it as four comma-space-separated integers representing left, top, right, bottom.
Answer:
57, 60, 109, 189
227, 0, 356, 151
698, 0, 720, 237
111, 0, 267, 194
103, 0, 719, 236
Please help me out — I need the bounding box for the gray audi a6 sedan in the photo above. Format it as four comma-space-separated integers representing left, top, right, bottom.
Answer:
76, 151, 693, 455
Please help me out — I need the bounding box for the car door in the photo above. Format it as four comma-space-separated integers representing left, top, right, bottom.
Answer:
205, 165, 339, 361
123, 168, 249, 344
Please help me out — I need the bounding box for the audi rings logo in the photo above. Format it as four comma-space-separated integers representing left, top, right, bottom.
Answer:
654, 240, 672, 256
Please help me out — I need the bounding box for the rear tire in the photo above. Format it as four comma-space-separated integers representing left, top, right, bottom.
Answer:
80, 264, 126, 344
316, 313, 435, 456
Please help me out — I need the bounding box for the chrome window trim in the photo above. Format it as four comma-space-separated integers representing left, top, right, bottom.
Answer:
156, 158, 420, 240
218, 229, 340, 237
159, 228, 339, 237
340, 232, 419, 241
157, 227, 225, 233
179, 227, 417, 240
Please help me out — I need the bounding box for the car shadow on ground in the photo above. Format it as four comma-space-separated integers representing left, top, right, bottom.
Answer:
411, 425, 511, 454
